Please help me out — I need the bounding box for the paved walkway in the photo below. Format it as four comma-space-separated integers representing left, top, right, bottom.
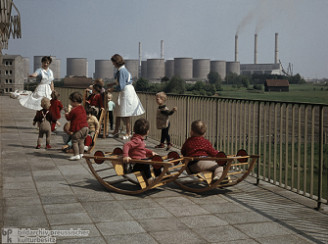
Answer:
0, 95, 327, 244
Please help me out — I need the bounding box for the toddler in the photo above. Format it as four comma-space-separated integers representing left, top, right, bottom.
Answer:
85, 107, 99, 152
49, 90, 63, 132
181, 120, 223, 181
33, 97, 55, 149
65, 92, 89, 160
155, 92, 177, 150
123, 118, 157, 184
107, 92, 115, 131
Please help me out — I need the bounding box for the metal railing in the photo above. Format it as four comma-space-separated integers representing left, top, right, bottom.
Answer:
57, 87, 328, 209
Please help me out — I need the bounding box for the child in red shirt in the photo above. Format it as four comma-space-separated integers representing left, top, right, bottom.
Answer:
181, 120, 223, 181
123, 118, 157, 183
49, 90, 63, 132
65, 92, 89, 160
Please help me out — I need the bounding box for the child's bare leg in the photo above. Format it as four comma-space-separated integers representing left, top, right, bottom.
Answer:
123, 117, 131, 135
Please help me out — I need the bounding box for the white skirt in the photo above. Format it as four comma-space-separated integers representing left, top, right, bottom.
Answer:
115, 84, 145, 117
18, 83, 52, 110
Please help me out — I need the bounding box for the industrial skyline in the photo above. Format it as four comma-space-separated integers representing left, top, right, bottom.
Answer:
4, 0, 328, 79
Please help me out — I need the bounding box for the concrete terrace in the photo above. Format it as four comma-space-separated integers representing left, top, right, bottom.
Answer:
0, 95, 327, 244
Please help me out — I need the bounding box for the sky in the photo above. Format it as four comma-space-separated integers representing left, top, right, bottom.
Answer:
5, 0, 328, 79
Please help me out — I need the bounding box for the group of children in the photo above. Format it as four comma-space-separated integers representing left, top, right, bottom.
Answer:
33, 87, 223, 181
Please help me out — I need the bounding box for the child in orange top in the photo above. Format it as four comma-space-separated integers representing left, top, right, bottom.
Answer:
181, 120, 223, 181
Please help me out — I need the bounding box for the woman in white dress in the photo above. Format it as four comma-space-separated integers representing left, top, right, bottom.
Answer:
108, 54, 145, 139
19, 56, 54, 110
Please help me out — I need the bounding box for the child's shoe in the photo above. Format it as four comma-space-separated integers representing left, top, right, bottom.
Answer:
84, 146, 89, 152
166, 143, 172, 151
69, 155, 81, 161
79, 154, 84, 159
46, 144, 51, 149
155, 143, 165, 148
35, 145, 41, 149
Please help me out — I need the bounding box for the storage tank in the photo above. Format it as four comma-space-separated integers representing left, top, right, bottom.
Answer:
125, 59, 139, 79
34, 56, 60, 79
147, 59, 165, 80
67, 58, 88, 77
193, 59, 210, 80
141, 61, 147, 79
174, 57, 193, 80
210, 60, 226, 80
165, 60, 174, 78
95, 60, 114, 80
226, 61, 240, 75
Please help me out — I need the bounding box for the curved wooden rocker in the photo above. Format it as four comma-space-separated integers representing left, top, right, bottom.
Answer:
174, 150, 259, 193
86, 108, 105, 154
83, 149, 185, 194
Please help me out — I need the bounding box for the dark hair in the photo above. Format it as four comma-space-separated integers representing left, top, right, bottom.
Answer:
51, 90, 59, 100
86, 107, 97, 116
69, 92, 83, 103
93, 84, 102, 93
191, 120, 207, 136
133, 118, 149, 136
41, 56, 52, 64
111, 54, 125, 67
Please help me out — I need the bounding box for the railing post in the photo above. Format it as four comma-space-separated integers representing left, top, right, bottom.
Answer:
316, 105, 324, 210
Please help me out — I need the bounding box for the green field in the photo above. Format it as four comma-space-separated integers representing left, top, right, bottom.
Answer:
218, 84, 328, 104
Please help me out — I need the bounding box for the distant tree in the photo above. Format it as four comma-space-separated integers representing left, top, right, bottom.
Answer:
288, 73, 306, 84
164, 76, 185, 94
135, 78, 149, 91
161, 76, 170, 82
208, 71, 222, 90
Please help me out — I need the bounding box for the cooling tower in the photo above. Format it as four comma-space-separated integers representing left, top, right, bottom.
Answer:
174, 58, 193, 80
193, 59, 210, 80
67, 58, 88, 77
210, 60, 226, 80
226, 61, 240, 75
95, 60, 114, 80
165, 60, 174, 78
147, 59, 165, 80
125, 59, 139, 79
141, 61, 147, 79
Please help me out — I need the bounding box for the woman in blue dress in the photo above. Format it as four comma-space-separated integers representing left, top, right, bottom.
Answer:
19, 56, 54, 110
108, 54, 145, 139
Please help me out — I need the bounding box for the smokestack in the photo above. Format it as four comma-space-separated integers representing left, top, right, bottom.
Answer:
254, 33, 258, 64
275, 33, 279, 64
160, 40, 164, 59
138, 42, 142, 78
235, 34, 238, 62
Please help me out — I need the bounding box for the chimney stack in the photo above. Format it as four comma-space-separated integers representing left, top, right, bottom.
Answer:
254, 33, 258, 64
275, 33, 279, 64
160, 40, 164, 59
138, 42, 142, 78
235, 34, 238, 62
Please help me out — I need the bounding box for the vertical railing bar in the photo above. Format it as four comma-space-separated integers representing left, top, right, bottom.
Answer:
257, 101, 261, 184
274, 103, 278, 184
263, 102, 267, 180
316, 105, 323, 210
223, 100, 228, 153
268, 102, 272, 181
248, 101, 251, 155
243, 102, 247, 150
310, 106, 315, 198
279, 103, 283, 187
291, 104, 295, 190
297, 105, 302, 193
285, 104, 289, 189
252, 102, 256, 155
304, 106, 308, 196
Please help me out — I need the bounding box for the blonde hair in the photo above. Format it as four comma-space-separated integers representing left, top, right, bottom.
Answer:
156, 91, 167, 101
41, 97, 51, 110
191, 120, 207, 136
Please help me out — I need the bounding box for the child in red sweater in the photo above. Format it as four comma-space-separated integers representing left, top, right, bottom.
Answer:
65, 92, 89, 160
181, 120, 223, 181
49, 90, 63, 132
123, 118, 157, 182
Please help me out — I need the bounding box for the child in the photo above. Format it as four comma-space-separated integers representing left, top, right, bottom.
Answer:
123, 118, 157, 184
155, 92, 177, 150
181, 120, 223, 181
65, 92, 89, 160
86, 82, 104, 119
107, 92, 115, 131
85, 107, 99, 152
49, 90, 63, 132
33, 97, 55, 149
